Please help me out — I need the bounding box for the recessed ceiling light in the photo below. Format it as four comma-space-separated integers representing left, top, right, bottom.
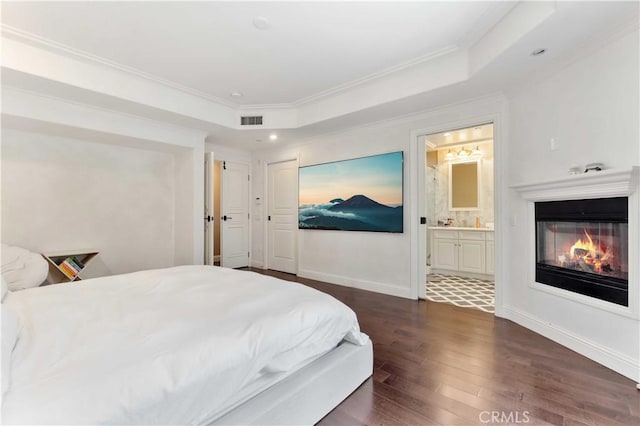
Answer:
230, 92, 243, 98
269, 133, 278, 141
253, 16, 270, 30
531, 48, 546, 56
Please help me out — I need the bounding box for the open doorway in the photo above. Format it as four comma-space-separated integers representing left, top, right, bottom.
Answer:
423, 123, 495, 313
213, 160, 222, 265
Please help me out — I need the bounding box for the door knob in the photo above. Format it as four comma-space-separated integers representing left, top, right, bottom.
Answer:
223, 215, 233, 221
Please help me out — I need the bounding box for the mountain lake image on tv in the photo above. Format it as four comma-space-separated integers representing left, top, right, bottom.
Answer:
299, 151, 403, 233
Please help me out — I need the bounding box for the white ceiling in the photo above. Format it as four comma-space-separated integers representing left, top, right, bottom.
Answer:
1, 1, 514, 106
1, 1, 638, 150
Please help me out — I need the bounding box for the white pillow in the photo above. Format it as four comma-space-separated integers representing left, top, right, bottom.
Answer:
2, 304, 20, 394
1, 244, 48, 291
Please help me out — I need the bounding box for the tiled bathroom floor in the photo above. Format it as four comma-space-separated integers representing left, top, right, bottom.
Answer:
426, 273, 495, 313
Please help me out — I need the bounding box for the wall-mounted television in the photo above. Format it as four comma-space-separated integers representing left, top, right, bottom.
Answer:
298, 151, 403, 233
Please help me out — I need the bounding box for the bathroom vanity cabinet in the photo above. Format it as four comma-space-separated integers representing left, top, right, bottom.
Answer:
429, 227, 494, 277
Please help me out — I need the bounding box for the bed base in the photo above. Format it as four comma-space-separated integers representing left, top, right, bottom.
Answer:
211, 339, 373, 425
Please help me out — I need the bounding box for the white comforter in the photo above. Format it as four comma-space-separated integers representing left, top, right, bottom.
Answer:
2, 266, 368, 425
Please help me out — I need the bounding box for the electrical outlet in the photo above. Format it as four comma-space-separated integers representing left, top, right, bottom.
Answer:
550, 137, 559, 151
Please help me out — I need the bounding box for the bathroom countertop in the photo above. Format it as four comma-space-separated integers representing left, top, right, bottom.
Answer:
428, 226, 494, 231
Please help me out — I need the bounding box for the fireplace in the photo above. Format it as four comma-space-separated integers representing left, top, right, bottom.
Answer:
535, 197, 628, 306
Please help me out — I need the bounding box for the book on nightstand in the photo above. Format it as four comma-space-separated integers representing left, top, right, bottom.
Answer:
64, 257, 82, 273
59, 261, 78, 278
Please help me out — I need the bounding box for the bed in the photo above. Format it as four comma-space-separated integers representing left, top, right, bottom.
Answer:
2, 264, 372, 425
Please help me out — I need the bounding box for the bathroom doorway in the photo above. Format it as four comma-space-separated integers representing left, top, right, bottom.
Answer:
423, 123, 495, 313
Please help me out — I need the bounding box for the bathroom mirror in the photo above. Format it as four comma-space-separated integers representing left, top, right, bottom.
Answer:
449, 159, 481, 210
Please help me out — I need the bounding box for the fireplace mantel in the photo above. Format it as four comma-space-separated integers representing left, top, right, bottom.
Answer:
511, 167, 639, 201
511, 166, 639, 319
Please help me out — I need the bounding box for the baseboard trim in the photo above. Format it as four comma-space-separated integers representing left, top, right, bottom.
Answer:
298, 269, 412, 299
251, 260, 264, 269
503, 305, 639, 382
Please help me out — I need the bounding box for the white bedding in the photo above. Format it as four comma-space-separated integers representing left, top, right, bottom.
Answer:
2, 265, 368, 425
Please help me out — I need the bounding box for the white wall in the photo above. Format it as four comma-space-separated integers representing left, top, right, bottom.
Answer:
2, 88, 207, 266
254, 126, 410, 297
253, 95, 506, 298
505, 29, 639, 380
1, 128, 176, 278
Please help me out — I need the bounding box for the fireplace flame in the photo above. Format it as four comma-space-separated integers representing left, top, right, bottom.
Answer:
568, 230, 610, 273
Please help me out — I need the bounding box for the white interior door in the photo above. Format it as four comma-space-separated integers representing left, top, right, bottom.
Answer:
204, 152, 215, 265
267, 160, 298, 274
221, 161, 250, 268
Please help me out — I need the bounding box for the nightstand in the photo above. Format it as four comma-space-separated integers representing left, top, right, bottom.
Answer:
41, 249, 99, 284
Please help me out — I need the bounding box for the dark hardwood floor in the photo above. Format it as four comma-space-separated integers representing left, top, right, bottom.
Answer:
244, 268, 639, 426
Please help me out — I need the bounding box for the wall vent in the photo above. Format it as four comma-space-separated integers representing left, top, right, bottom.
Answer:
240, 116, 263, 126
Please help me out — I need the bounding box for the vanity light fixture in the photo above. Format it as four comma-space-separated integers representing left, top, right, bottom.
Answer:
471, 146, 483, 157
445, 150, 456, 161
457, 147, 470, 158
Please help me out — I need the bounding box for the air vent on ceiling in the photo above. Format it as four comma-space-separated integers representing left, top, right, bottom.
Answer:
240, 116, 263, 126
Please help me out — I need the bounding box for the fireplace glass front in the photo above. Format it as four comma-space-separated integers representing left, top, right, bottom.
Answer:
535, 197, 628, 306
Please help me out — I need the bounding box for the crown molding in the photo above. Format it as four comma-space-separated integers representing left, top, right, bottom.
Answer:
1, 25, 239, 108
1, 85, 209, 139
457, 1, 518, 49
292, 45, 460, 107
1, 24, 466, 115
253, 92, 506, 155
238, 103, 295, 111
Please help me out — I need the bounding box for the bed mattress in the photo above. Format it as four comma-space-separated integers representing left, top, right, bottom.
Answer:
2, 265, 368, 424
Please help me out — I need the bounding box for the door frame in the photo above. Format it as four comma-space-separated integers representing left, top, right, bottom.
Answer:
205, 151, 252, 268
410, 112, 505, 317
204, 152, 215, 265
263, 157, 299, 272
